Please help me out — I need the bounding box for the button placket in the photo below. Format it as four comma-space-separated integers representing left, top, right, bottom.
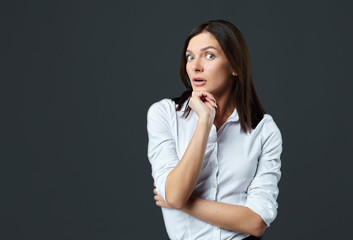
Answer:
211, 141, 219, 200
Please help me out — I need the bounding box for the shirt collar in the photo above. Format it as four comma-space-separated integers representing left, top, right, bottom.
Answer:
227, 107, 239, 122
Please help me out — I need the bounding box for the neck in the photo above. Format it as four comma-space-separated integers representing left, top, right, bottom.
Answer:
213, 91, 235, 129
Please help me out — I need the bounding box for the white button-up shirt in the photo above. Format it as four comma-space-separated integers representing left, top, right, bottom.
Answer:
147, 99, 282, 240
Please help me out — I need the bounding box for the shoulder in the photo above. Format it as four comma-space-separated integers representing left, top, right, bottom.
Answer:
147, 98, 176, 121
260, 114, 280, 132
256, 114, 282, 144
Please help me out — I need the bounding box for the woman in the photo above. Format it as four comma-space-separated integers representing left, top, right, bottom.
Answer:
147, 20, 282, 240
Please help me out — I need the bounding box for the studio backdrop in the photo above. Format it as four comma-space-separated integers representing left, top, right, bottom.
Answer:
1, 0, 352, 239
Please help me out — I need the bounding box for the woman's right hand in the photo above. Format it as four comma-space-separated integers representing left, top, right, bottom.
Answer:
188, 91, 217, 124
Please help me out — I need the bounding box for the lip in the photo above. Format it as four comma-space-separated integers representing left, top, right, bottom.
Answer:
192, 77, 207, 86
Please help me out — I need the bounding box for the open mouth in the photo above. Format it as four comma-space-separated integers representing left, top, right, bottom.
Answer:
193, 78, 207, 86
193, 77, 206, 82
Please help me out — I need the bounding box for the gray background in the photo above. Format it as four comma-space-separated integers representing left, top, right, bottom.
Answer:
1, 0, 352, 239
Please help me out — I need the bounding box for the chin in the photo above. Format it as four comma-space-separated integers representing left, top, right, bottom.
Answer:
192, 86, 210, 92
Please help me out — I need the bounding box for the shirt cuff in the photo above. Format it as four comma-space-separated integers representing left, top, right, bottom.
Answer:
245, 196, 278, 227
155, 170, 170, 203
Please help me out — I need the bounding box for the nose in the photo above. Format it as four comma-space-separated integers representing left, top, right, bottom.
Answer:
191, 57, 203, 72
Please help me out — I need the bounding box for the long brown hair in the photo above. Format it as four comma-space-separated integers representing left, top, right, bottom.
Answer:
172, 20, 265, 133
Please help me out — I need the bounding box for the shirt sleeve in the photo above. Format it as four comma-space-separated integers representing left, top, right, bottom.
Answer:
245, 117, 282, 227
147, 99, 180, 203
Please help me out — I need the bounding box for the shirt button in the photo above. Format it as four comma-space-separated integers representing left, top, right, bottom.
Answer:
214, 163, 218, 168
212, 183, 216, 188
213, 142, 217, 148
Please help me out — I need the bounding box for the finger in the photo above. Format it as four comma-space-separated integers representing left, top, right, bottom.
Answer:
204, 92, 216, 102
192, 91, 208, 99
205, 97, 217, 108
191, 93, 212, 104
153, 182, 156, 187
154, 195, 158, 200
153, 188, 157, 194
194, 93, 217, 107
201, 96, 217, 108
204, 100, 216, 110
156, 200, 164, 207
205, 96, 216, 103
192, 91, 215, 101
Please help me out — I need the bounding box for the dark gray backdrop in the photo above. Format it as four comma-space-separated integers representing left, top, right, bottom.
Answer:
1, 0, 352, 239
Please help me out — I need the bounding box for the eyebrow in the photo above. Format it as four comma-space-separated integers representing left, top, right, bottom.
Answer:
186, 46, 219, 54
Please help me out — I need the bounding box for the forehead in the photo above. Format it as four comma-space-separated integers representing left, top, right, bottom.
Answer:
187, 32, 221, 51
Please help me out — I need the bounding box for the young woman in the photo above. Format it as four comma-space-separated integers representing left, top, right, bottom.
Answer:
147, 20, 282, 240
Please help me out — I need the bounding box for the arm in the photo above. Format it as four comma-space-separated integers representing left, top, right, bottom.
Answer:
147, 92, 217, 209
182, 117, 282, 234
182, 196, 266, 237
165, 91, 216, 209
154, 190, 265, 236
153, 116, 282, 236
244, 117, 282, 227
165, 118, 211, 209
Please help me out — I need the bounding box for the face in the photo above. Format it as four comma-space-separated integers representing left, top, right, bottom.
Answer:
186, 31, 236, 97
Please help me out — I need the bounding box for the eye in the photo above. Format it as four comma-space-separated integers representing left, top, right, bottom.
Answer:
186, 55, 194, 61
205, 53, 215, 60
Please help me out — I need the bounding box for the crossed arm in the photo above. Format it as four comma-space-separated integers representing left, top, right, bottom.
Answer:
150, 92, 267, 237
153, 114, 266, 236
154, 188, 266, 237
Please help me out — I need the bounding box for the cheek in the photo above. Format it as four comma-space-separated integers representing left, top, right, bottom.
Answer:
185, 64, 192, 77
210, 62, 232, 78
220, 61, 233, 74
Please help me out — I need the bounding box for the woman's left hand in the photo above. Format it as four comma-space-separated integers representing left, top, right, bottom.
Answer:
153, 183, 172, 208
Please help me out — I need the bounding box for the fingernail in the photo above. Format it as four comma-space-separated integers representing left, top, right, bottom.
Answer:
215, 103, 218, 108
